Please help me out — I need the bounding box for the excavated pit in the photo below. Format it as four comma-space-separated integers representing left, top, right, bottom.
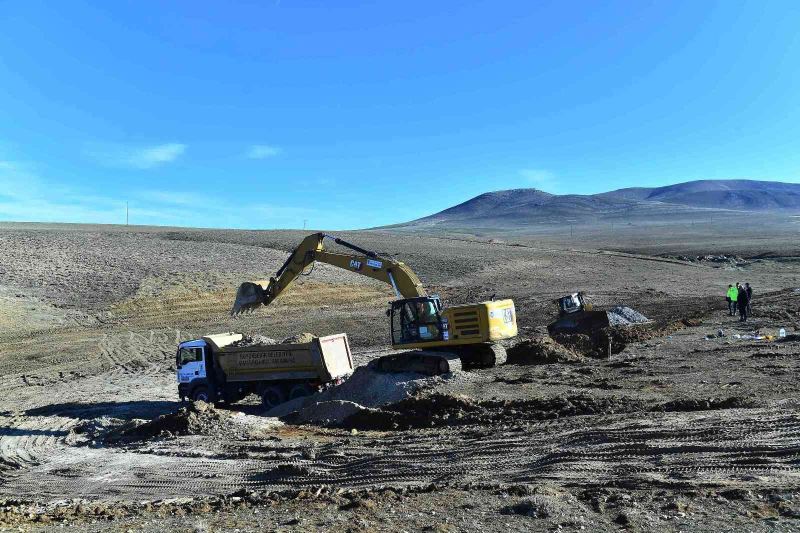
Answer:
549, 314, 705, 358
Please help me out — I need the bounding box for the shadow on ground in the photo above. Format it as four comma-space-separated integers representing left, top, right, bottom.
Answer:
24, 400, 181, 421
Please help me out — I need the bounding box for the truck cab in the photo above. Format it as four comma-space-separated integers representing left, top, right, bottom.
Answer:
176, 339, 211, 402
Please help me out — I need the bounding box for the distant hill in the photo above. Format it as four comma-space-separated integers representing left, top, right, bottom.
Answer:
599, 180, 800, 210
393, 179, 800, 230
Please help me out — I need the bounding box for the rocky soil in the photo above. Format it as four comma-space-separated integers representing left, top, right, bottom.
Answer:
0, 223, 799, 531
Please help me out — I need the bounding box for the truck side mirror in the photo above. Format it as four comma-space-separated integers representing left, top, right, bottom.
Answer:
386, 308, 391, 317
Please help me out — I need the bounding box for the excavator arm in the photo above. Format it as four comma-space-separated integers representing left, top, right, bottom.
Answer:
231, 232, 427, 315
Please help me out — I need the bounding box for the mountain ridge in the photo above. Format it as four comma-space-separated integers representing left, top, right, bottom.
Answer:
395, 179, 800, 229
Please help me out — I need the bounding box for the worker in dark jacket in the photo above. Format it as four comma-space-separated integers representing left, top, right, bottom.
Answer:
745, 283, 753, 316
738, 283, 749, 322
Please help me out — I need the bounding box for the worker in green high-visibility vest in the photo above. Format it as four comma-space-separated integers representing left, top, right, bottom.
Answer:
726, 284, 738, 316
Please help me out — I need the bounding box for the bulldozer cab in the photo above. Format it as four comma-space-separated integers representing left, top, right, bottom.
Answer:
389, 296, 445, 345
548, 292, 609, 336
557, 292, 591, 316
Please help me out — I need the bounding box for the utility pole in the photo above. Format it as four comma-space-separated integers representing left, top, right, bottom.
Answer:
126, 202, 129, 226
303, 219, 307, 230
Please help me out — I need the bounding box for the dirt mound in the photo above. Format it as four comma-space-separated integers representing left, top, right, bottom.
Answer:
270, 365, 478, 426
108, 401, 239, 442
340, 393, 645, 430
551, 332, 610, 357
656, 397, 757, 412
231, 334, 277, 347
507, 335, 582, 365
281, 332, 317, 344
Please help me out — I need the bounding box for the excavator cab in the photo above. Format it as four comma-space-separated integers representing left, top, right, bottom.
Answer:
389, 296, 446, 345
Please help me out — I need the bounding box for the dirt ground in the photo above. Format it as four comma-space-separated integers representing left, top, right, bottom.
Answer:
0, 222, 799, 531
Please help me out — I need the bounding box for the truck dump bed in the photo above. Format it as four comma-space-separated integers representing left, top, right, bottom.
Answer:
203, 333, 354, 383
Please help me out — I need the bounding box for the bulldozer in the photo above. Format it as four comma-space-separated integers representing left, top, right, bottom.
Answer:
547, 292, 611, 336
231, 233, 517, 374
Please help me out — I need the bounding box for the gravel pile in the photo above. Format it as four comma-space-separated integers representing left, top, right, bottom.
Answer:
281, 332, 317, 344
268, 365, 476, 425
607, 306, 650, 326
230, 334, 277, 347
229, 332, 317, 347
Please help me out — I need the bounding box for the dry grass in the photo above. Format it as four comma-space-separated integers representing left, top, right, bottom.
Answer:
110, 279, 393, 327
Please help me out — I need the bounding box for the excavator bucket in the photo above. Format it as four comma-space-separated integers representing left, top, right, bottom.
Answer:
231, 281, 268, 316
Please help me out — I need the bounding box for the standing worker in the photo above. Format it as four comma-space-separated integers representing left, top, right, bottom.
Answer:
726, 284, 738, 316
738, 283, 750, 322
745, 283, 753, 316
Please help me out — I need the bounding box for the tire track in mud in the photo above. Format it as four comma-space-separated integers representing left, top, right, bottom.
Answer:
1, 408, 799, 500
97, 330, 176, 377
0, 414, 74, 471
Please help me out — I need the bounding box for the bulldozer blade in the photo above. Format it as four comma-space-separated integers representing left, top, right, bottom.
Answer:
231, 281, 267, 316
547, 310, 611, 336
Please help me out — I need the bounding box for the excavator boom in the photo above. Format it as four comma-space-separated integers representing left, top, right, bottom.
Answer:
231, 233, 426, 315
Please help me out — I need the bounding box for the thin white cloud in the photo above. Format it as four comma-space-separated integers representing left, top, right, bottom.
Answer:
520, 168, 558, 192
0, 160, 320, 229
246, 144, 282, 159
130, 143, 186, 168
85, 142, 187, 169
0, 160, 126, 223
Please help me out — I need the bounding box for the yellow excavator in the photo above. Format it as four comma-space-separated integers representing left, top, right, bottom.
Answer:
231, 233, 517, 374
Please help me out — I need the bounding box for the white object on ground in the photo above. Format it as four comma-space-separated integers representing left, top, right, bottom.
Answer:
606, 306, 650, 326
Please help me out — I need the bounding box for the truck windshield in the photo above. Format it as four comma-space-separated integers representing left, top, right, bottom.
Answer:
177, 347, 203, 366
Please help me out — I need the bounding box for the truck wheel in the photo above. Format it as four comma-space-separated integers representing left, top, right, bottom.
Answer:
288, 383, 314, 400
192, 387, 210, 402
261, 386, 286, 409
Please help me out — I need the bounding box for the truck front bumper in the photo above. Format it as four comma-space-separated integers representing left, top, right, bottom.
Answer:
177, 383, 190, 400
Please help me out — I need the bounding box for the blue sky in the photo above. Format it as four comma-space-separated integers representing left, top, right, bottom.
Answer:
1, 1, 799, 229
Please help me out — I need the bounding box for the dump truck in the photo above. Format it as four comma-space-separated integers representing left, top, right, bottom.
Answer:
232, 233, 517, 375
176, 332, 353, 408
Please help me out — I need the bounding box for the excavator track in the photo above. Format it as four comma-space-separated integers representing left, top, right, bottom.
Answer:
457, 343, 507, 369
369, 344, 507, 375
370, 350, 462, 376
